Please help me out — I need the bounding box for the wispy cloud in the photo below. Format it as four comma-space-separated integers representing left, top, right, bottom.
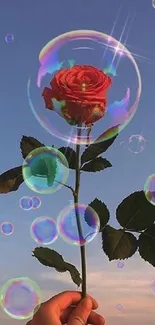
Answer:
1, 260, 155, 325
37, 267, 155, 325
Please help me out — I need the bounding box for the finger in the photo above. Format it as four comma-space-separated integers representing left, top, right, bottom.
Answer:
60, 306, 74, 323
86, 311, 105, 325
43, 291, 98, 315
67, 297, 92, 325
30, 292, 98, 325
61, 307, 105, 325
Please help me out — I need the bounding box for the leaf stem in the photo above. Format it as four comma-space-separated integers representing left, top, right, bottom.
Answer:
73, 125, 87, 298
55, 180, 74, 194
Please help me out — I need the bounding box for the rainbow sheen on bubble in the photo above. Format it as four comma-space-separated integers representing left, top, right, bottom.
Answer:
108, 88, 130, 126
27, 29, 141, 145
30, 216, 58, 245
5, 34, 14, 43
1, 222, 14, 235
0, 277, 42, 320
128, 134, 146, 154
103, 65, 117, 77
31, 196, 41, 209
56, 203, 100, 246
22, 146, 69, 194
144, 174, 155, 206
20, 196, 33, 210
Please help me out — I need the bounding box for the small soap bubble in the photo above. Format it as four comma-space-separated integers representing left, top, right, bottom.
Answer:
1, 222, 14, 235
128, 134, 146, 154
0, 277, 42, 320
31, 196, 41, 209
30, 216, 58, 245
19, 196, 33, 210
152, 0, 155, 8
117, 261, 124, 268
144, 174, 155, 206
116, 304, 123, 311
22, 146, 69, 194
5, 34, 14, 43
57, 203, 100, 246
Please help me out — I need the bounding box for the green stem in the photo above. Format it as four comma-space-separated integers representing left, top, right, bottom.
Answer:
73, 125, 87, 298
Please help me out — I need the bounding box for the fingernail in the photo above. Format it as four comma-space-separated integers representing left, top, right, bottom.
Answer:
81, 297, 92, 310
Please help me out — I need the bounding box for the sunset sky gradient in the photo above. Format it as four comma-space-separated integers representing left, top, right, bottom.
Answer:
0, 0, 155, 324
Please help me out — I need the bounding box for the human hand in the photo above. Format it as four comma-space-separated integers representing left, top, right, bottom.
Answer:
26, 290, 105, 325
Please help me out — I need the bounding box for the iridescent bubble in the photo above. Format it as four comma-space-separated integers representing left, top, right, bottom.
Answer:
0, 277, 42, 320
1, 222, 14, 235
30, 216, 58, 245
22, 146, 69, 194
116, 303, 123, 311
144, 174, 155, 206
5, 34, 14, 43
31, 196, 41, 209
128, 134, 146, 153
151, 279, 155, 295
152, 0, 155, 8
27, 29, 141, 145
117, 261, 124, 268
57, 203, 100, 246
19, 196, 33, 210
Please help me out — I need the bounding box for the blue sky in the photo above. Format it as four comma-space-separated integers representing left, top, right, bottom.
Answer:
0, 0, 155, 324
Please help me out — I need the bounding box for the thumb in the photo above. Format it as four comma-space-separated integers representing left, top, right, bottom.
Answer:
67, 297, 92, 325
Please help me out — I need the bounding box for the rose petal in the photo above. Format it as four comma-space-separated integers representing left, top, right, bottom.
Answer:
43, 65, 112, 124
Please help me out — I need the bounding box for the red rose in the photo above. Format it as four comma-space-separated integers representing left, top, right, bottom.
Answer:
42, 65, 112, 125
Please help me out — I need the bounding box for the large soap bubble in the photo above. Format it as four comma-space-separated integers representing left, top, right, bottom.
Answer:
27, 30, 141, 145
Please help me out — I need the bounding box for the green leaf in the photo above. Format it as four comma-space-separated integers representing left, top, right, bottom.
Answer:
116, 191, 155, 231
32, 247, 82, 287
20, 136, 45, 159
81, 157, 112, 172
24, 147, 57, 187
36, 158, 56, 187
0, 166, 24, 193
64, 262, 82, 287
102, 225, 138, 261
138, 225, 155, 267
85, 198, 110, 231
81, 126, 118, 165
32, 247, 65, 269
58, 147, 77, 169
